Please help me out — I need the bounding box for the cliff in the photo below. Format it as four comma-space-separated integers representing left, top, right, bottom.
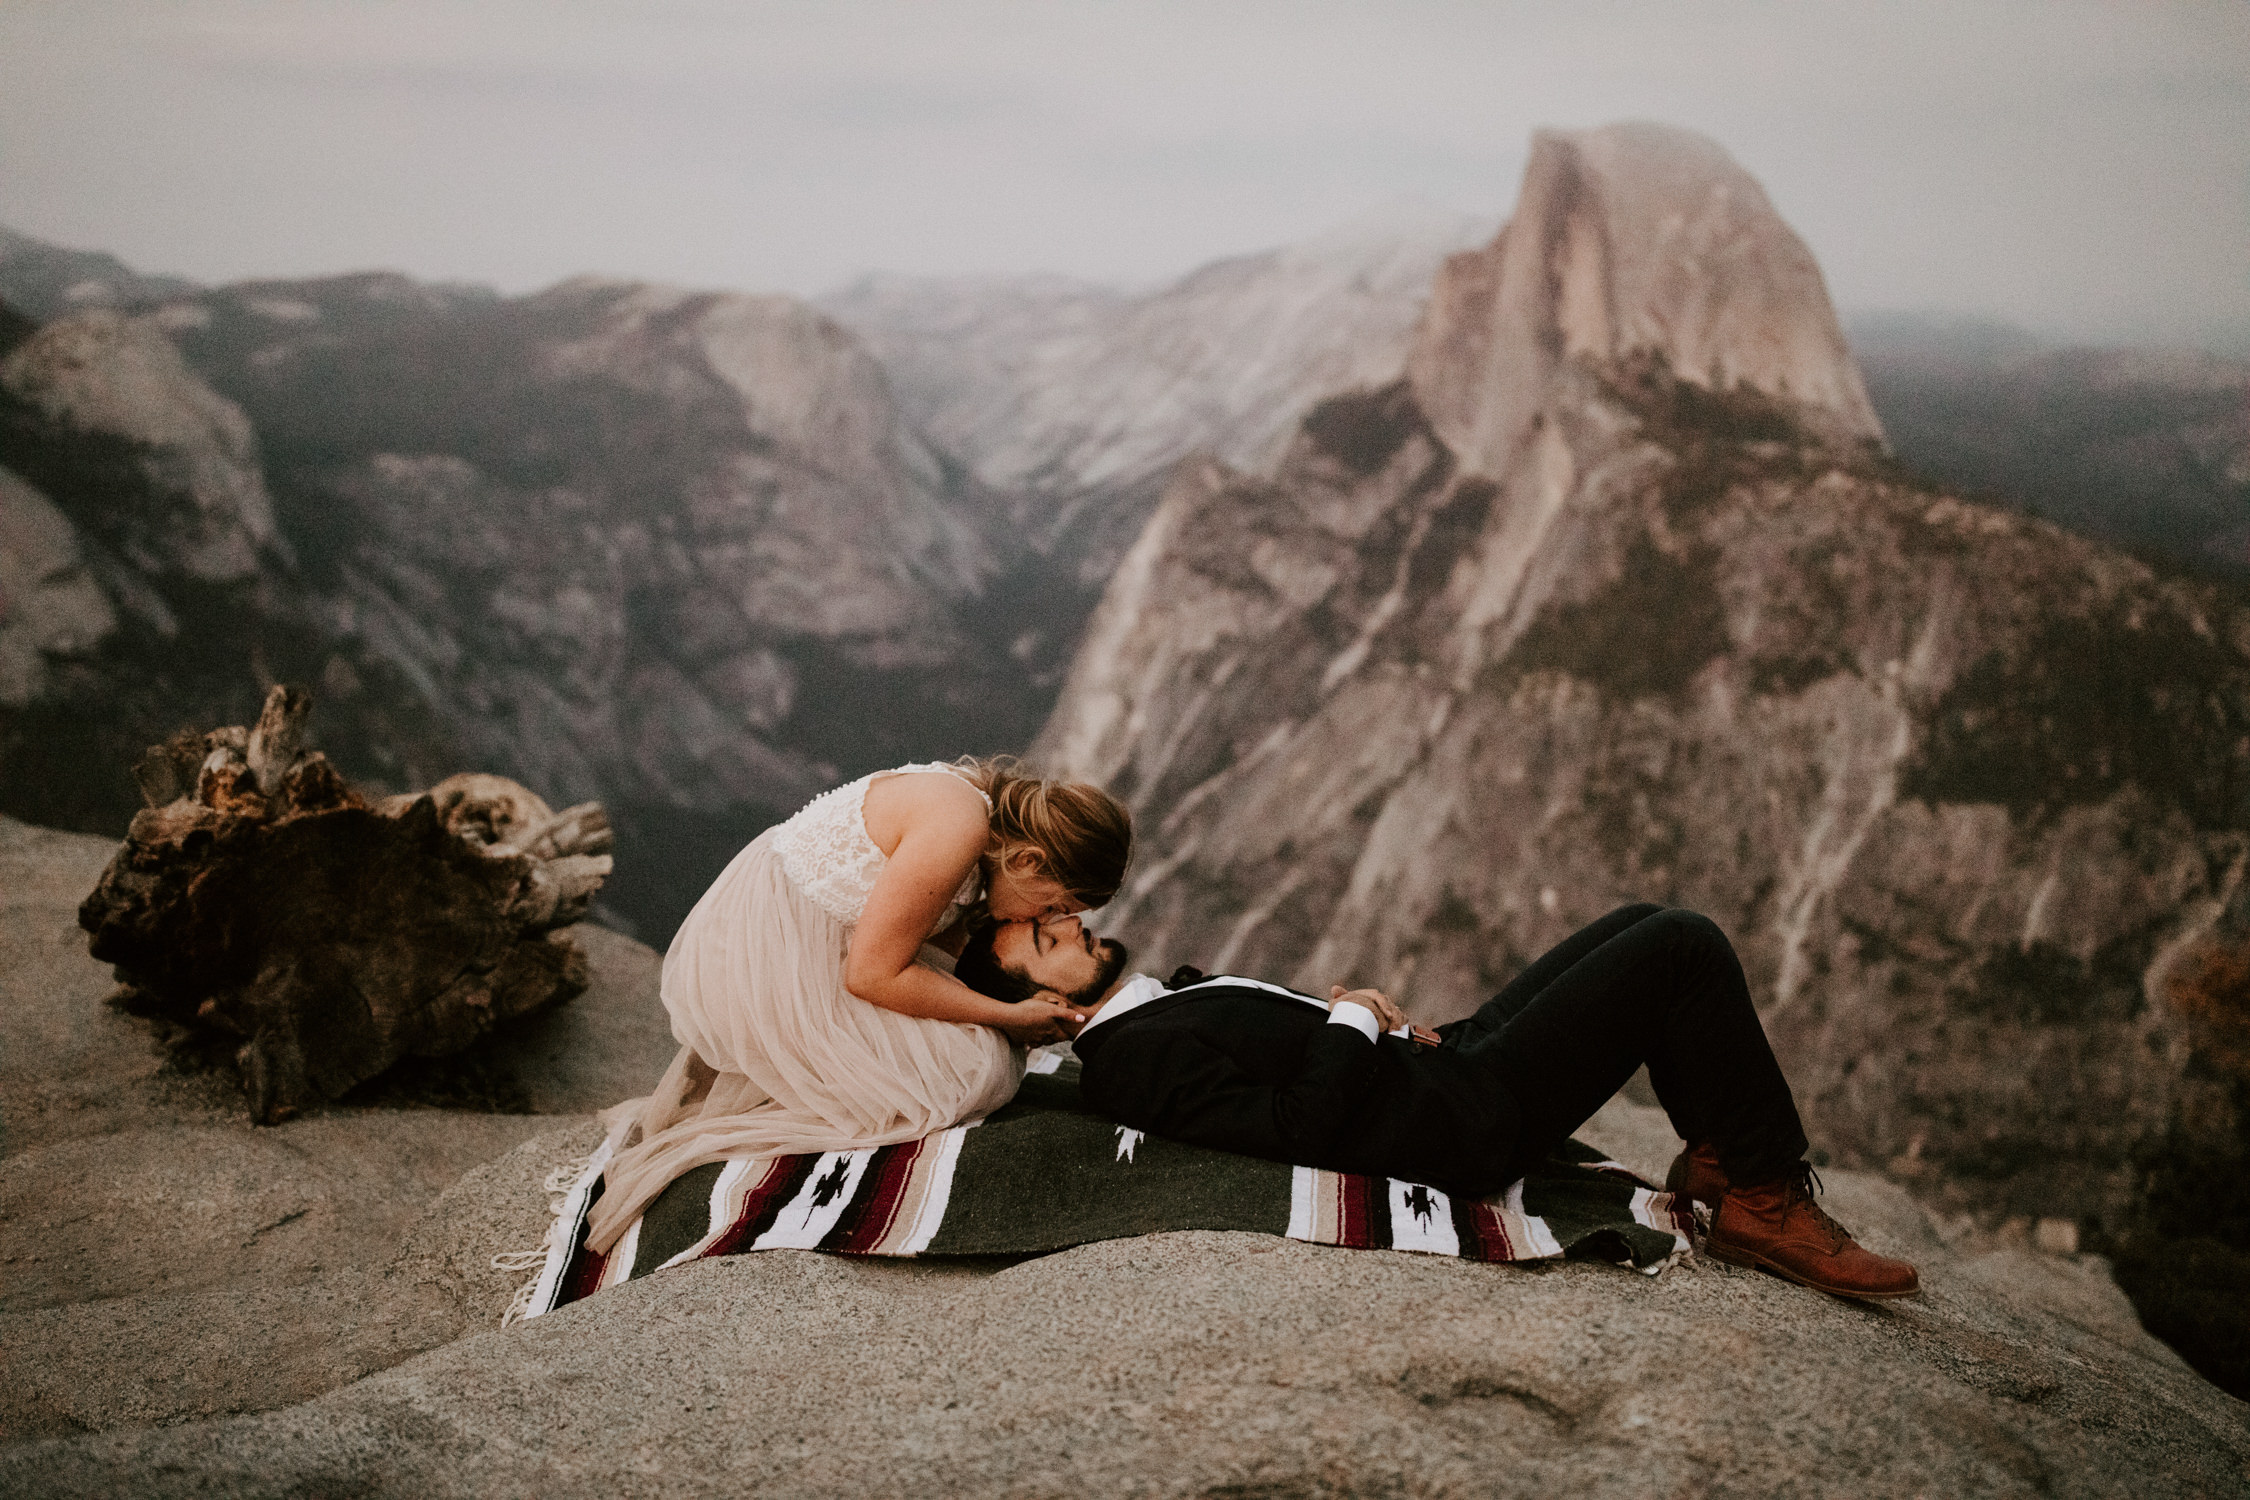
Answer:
1031, 124, 2250, 1328
0, 270, 1035, 935
1408, 122, 1881, 481
0, 299, 443, 838
821, 205, 1489, 648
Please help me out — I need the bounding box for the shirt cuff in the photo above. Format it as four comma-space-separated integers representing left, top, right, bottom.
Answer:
1326, 1002, 1381, 1043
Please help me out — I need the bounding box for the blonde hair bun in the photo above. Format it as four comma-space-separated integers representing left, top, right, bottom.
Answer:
955, 755, 1132, 907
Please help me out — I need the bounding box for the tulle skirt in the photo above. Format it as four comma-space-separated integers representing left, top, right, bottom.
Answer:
587, 827, 1022, 1253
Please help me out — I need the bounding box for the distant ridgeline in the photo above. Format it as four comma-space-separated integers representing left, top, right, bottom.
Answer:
3, 126, 2248, 1393
1853, 314, 2250, 581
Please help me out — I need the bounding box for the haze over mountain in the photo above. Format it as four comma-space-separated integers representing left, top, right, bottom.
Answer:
821, 205, 1489, 502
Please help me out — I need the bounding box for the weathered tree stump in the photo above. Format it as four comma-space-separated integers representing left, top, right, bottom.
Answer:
80, 685, 615, 1123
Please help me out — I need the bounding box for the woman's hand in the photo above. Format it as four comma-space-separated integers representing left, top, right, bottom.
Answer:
991, 993, 1088, 1046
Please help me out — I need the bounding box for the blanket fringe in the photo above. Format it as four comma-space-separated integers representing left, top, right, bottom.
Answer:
499, 1269, 542, 1325
495, 1146, 611, 1327
494, 1246, 548, 1327
542, 1152, 597, 1205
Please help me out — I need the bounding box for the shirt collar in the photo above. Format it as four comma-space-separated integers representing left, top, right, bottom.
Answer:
1073, 973, 1169, 1040
1073, 971, 1331, 1042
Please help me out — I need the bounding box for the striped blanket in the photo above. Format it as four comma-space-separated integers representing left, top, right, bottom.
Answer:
520, 1060, 1692, 1320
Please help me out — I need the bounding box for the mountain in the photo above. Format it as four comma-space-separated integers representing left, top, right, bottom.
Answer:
0, 296, 454, 842
0, 226, 198, 322
1030, 122, 2250, 1375
824, 205, 1491, 503
1851, 314, 2250, 577
819, 207, 1491, 679
0, 268, 1041, 935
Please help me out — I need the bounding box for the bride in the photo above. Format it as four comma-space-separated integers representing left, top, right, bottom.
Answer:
586, 756, 1131, 1252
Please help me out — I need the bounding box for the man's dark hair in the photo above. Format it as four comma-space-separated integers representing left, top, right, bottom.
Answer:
955, 920, 1043, 1004
956, 919, 1130, 1008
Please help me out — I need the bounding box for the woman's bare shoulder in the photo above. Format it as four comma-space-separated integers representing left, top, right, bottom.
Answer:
862, 767, 989, 856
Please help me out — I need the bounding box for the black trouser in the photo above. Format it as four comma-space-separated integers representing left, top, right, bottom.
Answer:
1438, 904, 1809, 1186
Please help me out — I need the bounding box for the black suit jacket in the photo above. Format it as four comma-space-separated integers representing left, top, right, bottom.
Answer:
1073, 973, 1520, 1196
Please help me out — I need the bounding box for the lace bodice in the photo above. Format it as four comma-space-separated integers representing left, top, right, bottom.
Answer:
771, 762, 990, 930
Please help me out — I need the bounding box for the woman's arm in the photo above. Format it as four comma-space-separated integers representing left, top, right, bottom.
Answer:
845, 774, 1083, 1041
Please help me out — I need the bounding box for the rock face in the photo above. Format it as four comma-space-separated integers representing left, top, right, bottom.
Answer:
0, 813, 674, 1441
9, 1124, 2247, 1496
827, 207, 1488, 502
0, 308, 279, 582
172, 273, 1009, 790
0, 465, 113, 707
821, 206, 1490, 660
1409, 123, 1882, 482
1032, 122, 2250, 1289
5, 816, 2246, 1487
0, 292, 442, 843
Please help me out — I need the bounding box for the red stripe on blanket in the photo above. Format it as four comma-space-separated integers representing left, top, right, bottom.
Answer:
1335, 1173, 1385, 1249
563, 1243, 609, 1305
708, 1157, 817, 1257
824, 1139, 923, 1254
1455, 1199, 1515, 1262
1657, 1192, 1696, 1240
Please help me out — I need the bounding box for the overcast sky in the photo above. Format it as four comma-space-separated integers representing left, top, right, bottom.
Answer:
2, 1, 2245, 348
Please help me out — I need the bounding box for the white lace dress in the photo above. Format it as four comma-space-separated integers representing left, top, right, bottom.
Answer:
588, 763, 1023, 1252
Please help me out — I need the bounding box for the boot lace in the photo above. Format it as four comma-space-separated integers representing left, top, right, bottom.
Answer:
1784, 1164, 1850, 1251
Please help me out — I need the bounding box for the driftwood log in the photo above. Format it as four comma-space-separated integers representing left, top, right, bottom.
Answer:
80, 685, 614, 1123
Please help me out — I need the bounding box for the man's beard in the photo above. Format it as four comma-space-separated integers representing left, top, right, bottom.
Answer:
1078, 937, 1130, 1005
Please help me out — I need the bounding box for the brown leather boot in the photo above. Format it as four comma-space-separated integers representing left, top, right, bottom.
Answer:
1663, 1142, 1727, 1209
1706, 1165, 1920, 1301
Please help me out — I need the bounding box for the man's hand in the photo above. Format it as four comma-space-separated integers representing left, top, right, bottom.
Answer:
1329, 985, 1406, 1033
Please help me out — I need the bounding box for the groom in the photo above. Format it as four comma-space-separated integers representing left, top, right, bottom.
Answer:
954, 903, 1918, 1302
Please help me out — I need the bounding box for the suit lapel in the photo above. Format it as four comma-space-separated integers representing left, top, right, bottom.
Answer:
1076, 976, 1324, 1054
